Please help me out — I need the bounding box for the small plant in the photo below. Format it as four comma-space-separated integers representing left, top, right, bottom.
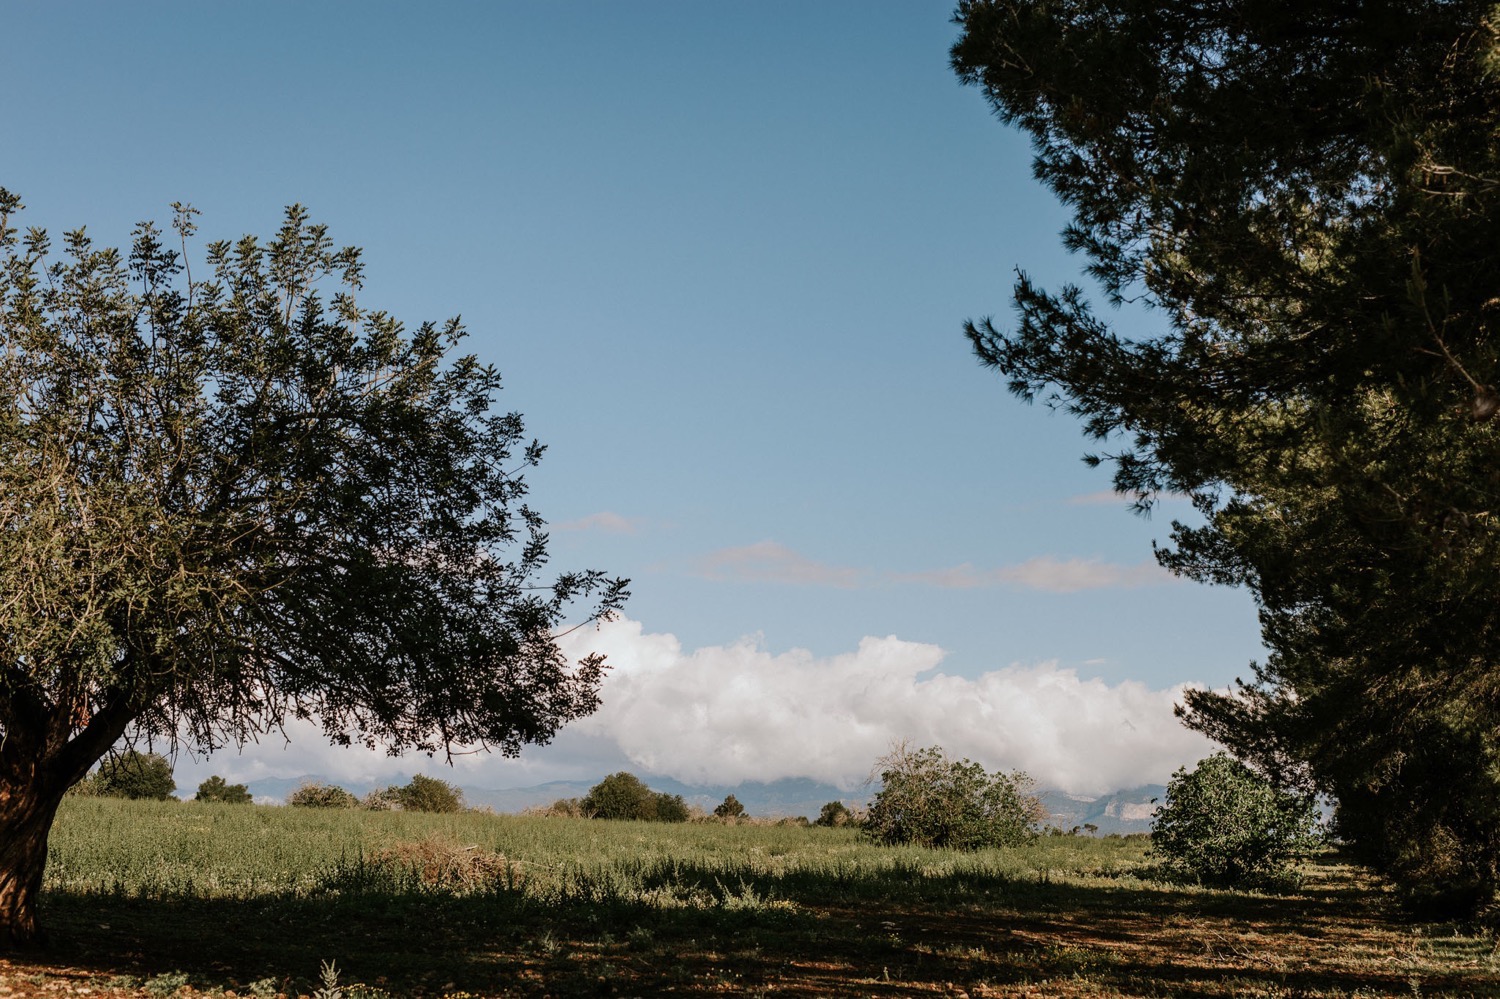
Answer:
288, 781, 359, 808
195, 775, 252, 804
1150, 752, 1323, 887
142, 970, 190, 996
313, 959, 343, 999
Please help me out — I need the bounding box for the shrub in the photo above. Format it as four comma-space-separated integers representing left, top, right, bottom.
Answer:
581, 772, 689, 822
862, 743, 1041, 850
815, 800, 854, 828
195, 775, 252, 804
582, 772, 654, 819
652, 791, 690, 823
362, 786, 403, 811
287, 781, 358, 808
93, 750, 176, 800
1150, 752, 1323, 887
395, 774, 463, 813
713, 794, 746, 819
526, 797, 586, 818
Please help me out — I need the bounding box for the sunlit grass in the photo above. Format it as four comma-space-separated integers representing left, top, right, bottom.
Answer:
26, 797, 1499, 998
48, 795, 1148, 904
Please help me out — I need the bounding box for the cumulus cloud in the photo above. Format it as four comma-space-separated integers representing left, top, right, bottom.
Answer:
558, 617, 1214, 795
692, 543, 1173, 593
174, 617, 1212, 799
554, 511, 640, 534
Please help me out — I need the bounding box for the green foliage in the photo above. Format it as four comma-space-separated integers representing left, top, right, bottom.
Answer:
814, 801, 853, 828
142, 971, 191, 997
1150, 754, 1322, 887
862, 743, 1040, 850
93, 751, 176, 801
195, 775, 252, 804
288, 782, 358, 809
952, 1, 1500, 916
394, 774, 463, 814
582, 772, 654, 820
38, 796, 1500, 998
581, 772, 688, 823
652, 792, 690, 823
712, 794, 745, 819
0, 192, 626, 940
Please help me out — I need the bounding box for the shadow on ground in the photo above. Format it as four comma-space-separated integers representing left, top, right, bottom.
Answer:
30, 855, 1496, 997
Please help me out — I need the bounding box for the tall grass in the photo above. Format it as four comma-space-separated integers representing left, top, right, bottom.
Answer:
46, 796, 1149, 909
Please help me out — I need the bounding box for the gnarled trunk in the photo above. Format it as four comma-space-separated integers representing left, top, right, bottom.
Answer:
0, 783, 66, 948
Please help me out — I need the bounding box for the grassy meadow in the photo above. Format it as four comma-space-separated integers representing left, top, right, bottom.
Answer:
3, 797, 1497, 997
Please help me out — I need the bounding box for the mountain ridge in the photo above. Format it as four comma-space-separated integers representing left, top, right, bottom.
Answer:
218, 773, 1164, 833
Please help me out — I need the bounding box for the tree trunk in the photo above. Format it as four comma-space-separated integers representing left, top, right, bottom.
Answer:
0, 784, 66, 949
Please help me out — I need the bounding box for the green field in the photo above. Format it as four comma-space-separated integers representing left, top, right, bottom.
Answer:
8, 797, 1497, 997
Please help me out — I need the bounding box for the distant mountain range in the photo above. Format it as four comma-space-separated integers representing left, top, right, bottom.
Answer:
223, 773, 1165, 834
1036, 785, 1165, 835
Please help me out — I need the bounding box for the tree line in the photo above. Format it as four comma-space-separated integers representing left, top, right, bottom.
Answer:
952, 0, 1500, 918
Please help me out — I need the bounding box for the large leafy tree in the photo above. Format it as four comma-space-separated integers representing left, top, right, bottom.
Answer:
951, 1, 1500, 915
0, 190, 627, 944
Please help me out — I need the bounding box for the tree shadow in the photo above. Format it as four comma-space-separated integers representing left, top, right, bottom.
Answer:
31, 854, 1492, 997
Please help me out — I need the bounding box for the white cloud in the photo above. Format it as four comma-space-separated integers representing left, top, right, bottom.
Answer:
173, 617, 1213, 799
948, 555, 1175, 593
558, 617, 1214, 796
891, 557, 1170, 592
554, 511, 640, 534
691, 543, 1175, 593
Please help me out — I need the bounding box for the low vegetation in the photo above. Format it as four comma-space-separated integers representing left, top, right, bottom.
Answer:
14, 795, 1496, 998
574, 771, 690, 822
74, 750, 177, 801
863, 742, 1042, 849
1152, 752, 1324, 888
195, 776, 252, 804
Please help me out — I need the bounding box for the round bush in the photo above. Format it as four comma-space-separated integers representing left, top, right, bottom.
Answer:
581, 772, 688, 822
1150, 752, 1322, 887
195, 775, 252, 804
396, 774, 463, 813
863, 743, 1040, 850
94, 750, 176, 801
287, 781, 358, 808
582, 772, 655, 819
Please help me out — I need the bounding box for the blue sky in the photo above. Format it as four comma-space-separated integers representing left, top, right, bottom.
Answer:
7, 2, 1262, 795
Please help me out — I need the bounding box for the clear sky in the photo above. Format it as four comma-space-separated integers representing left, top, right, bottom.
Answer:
6, 2, 1264, 796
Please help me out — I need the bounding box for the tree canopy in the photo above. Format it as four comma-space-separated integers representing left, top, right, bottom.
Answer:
1151, 753, 1322, 888
0, 190, 626, 944
863, 742, 1041, 850
195, 775, 252, 804
952, 1, 1500, 914
92, 750, 176, 802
